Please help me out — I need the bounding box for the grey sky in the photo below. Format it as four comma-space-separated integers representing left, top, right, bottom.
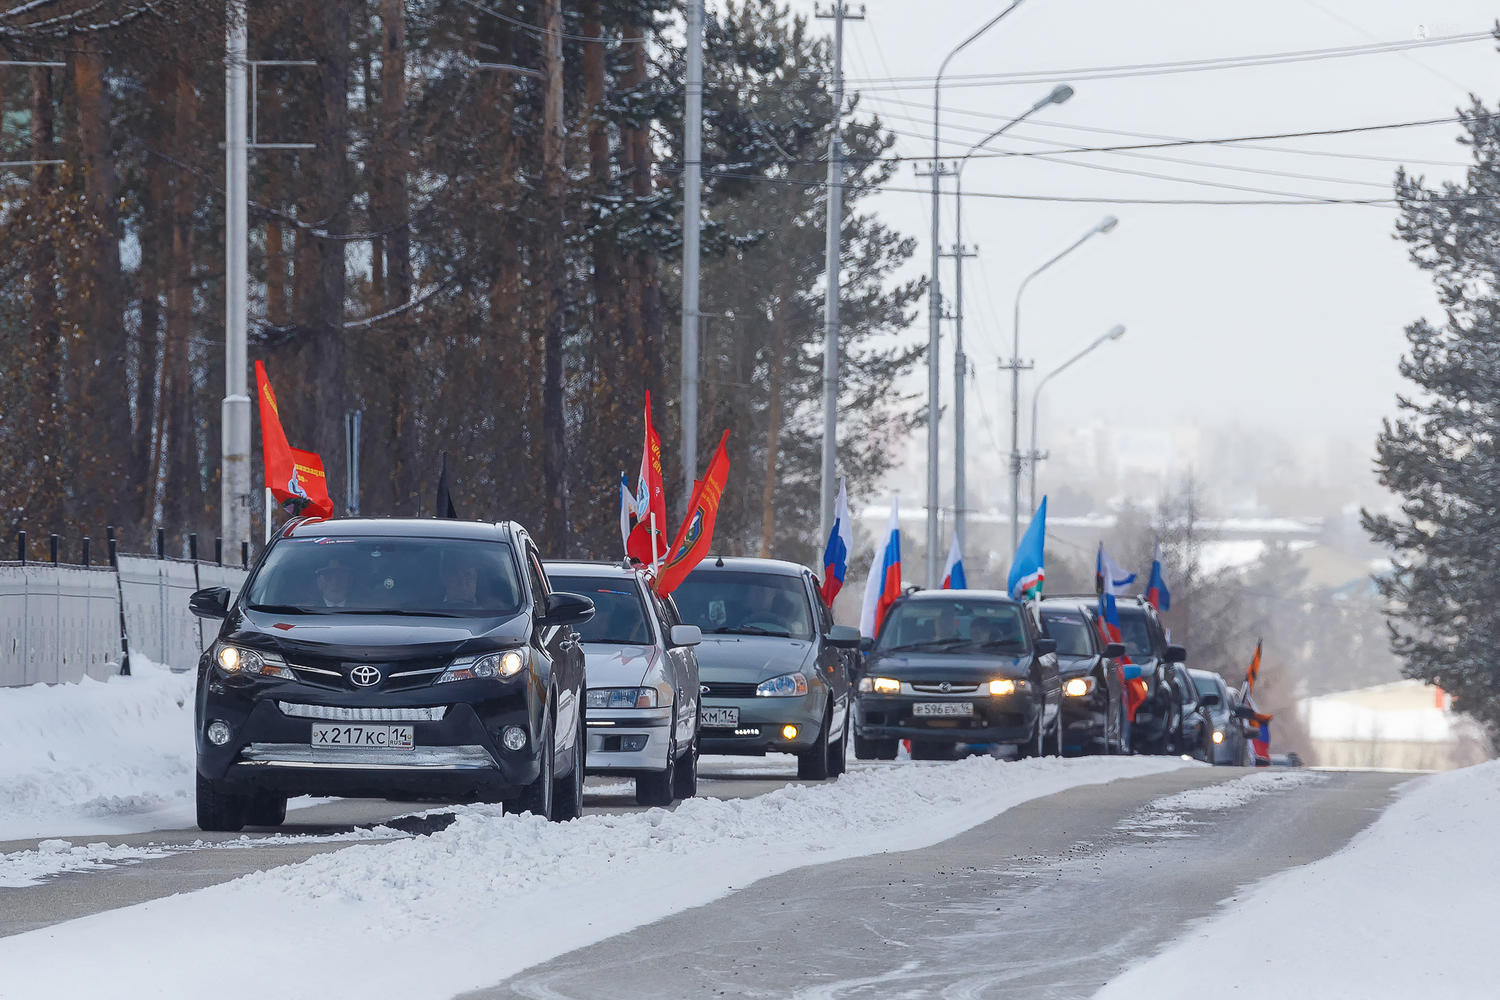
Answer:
771, 0, 1490, 478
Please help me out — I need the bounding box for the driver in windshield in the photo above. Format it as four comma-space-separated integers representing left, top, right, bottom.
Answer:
314, 557, 353, 608
440, 552, 480, 608
933, 606, 962, 641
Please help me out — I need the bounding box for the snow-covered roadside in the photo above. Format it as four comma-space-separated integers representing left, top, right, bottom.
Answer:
0, 755, 1188, 1000
1097, 761, 1495, 1000
0, 657, 198, 840
1117, 769, 1325, 839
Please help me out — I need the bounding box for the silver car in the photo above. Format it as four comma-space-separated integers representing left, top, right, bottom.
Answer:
544, 562, 702, 806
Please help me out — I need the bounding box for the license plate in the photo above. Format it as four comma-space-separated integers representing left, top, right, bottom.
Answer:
311, 723, 414, 749
702, 707, 740, 728
913, 702, 973, 718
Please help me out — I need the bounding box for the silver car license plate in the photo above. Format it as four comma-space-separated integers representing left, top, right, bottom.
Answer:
310, 723, 414, 749
912, 702, 973, 718
702, 707, 740, 728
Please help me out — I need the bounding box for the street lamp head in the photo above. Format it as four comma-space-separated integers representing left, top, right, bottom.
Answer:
1106, 324, 1126, 340
1047, 84, 1074, 105
1095, 215, 1119, 234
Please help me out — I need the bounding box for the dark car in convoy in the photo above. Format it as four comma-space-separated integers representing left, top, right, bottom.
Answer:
1163, 660, 1214, 760
1190, 668, 1251, 766
188, 517, 594, 831
1037, 598, 1125, 755
853, 590, 1062, 760
1109, 597, 1189, 754
670, 557, 861, 779
544, 561, 703, 806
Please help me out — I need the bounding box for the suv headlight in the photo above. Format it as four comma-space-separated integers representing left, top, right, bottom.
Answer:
214, 643, 294, 680
857, 676, 901, 694
755, 672, 808, 697
586, 687, 659, 709
436, 649, 526, 684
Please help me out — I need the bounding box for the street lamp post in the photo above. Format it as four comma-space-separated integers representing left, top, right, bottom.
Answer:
949, 83, 1071, 554
1008, 215, 1118, 551
1029, 324, 1126, 513
928, 0, 1027, 588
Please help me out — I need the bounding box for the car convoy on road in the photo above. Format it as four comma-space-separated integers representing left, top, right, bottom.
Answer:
187, 515, 1255, 832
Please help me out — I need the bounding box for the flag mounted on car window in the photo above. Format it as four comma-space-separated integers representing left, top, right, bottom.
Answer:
941, 532, 967, 590
436, 451, 459, 519
1146, 540, 1171, 611
627, 392, 669, 568
1007, 496, 1047, 600
655, 431, 730, 597
820, 478, 853, 604
859, 496, 902, 638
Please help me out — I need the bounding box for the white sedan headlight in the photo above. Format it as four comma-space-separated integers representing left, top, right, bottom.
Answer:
586, 687, 660, 709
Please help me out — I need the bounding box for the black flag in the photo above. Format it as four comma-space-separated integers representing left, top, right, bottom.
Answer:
436, 451, 459, 519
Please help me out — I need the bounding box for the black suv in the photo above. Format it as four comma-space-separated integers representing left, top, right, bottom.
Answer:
188, 517, 594, 831
853, 590, 1062, 760
1110, 596, 1189, 754
1037, 598, 1125, 755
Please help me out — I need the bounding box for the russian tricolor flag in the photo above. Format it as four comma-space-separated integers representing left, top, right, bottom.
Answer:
820, 478, 853, 605
859, 496, 902, 639
1146, 541, 1171, 611
941, 532, 967, 590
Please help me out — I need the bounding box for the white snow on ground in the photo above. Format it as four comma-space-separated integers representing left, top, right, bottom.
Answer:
0, 656, 199, 840
0, 755, 1186, 1000
0, 826, 412, 887
1145, 768, 1324, 812
1097, 761, 1497, 1000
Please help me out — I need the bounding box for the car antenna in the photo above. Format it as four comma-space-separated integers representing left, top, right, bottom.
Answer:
714, 556, 724, 567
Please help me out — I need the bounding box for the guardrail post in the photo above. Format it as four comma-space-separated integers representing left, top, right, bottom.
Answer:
107, 533, 131, 677
214, 536, 223, 566
49, 533, 59, 565
155, 527, 165, 559
241, 540, 249, 569
82, 536, 91, 567
16, 530, 25, 564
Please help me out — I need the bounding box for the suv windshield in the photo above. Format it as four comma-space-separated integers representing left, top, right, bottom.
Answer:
673, 570, 813, 640
1191, 673, 1225, 699
549, 574, 651, 645
1040, 613, 1095, 657
1114, 610, 1155, 659
876, 599, 1028, 654
245, 537, 523, 618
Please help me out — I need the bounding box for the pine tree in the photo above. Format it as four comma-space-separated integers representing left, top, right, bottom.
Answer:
1364, 98, 1500, 739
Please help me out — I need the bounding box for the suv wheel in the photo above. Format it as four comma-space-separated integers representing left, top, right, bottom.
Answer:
552, 710, 585, 822
196, 772, 250, 833
796, 707, 832, 780
854, 734, 897, 760
507, 712, 554, 820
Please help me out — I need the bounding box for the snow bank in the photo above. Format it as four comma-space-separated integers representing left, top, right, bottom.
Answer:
0, 656, 198, 841
1098, 762, 1496, 999
0, 755, 1185, 1000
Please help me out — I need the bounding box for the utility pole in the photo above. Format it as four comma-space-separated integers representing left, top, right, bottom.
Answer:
222, 1, 251, 556
939, 240, 976, 552
680, 0, 704, 501
814, 2, 864, 557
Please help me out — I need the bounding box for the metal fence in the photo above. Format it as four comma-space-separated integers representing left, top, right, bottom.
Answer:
0, 552, 247, 688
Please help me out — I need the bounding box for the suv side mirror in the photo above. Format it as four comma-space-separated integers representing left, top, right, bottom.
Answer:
1103, 642, 1126, 660
827, 625, 862, 649
189, 587, 231, 620
1199, 692, 1221, 707
859, 636, 875, 653
1164, 644, 1187, 663
542, 592, 595, 627
669, 624, 702, 647
1035, 637, 1058, 656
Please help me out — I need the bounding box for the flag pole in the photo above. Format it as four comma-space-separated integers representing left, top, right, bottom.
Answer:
650, 511, 660, 576
264, 488, 272, 545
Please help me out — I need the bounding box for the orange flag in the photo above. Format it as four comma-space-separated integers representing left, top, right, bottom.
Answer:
1242, 639, 1262, 695
655, 431, 730, 597
255, 361, 334, 519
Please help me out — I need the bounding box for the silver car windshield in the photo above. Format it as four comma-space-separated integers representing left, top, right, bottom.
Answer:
549, 575, 652, 645
673, 571, 814, 640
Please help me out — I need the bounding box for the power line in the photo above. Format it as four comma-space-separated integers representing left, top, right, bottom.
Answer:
856, 92, 1475, 168
843, 29, 1493, 90
460, 0, 650, 45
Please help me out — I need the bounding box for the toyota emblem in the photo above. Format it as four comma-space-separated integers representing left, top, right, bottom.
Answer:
350, 665, 382, 688
940, 681, 952, 693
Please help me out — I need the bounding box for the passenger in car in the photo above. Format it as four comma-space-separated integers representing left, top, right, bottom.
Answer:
314, 557, 353, 608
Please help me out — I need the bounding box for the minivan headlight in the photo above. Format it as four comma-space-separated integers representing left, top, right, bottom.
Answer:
437, 649, 526, 684
756, 672, 808, 697
857, 676, 901, 694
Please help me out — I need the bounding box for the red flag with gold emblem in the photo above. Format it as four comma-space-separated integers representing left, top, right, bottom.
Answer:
654, 431, 730, 597
255, 361, 334, 518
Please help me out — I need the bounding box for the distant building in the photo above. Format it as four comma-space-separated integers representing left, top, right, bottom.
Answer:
1301, 680, 1490, 771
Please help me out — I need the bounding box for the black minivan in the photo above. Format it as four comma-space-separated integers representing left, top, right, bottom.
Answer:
188, 517, 593, 831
